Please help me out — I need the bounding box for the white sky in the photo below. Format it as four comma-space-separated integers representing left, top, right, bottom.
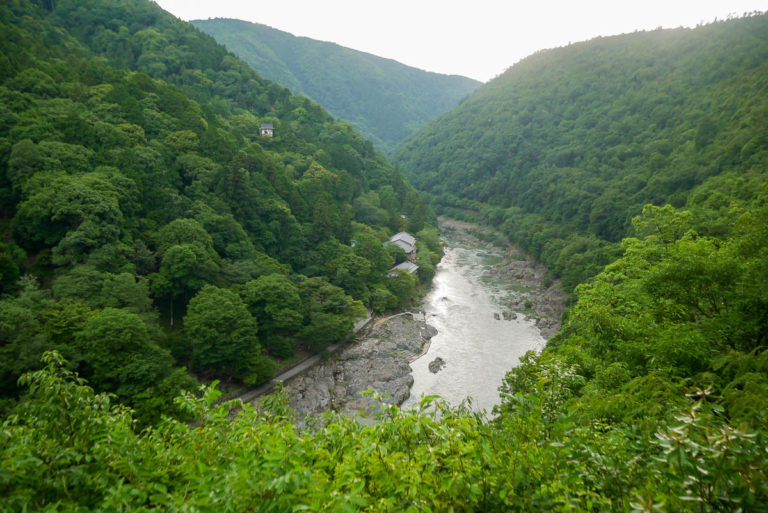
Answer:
154, 1, 767, 82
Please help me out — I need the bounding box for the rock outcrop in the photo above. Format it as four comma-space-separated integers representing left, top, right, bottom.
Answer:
283, 313, 436, 417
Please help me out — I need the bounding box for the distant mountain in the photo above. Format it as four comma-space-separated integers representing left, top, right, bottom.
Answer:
191, 18, 481, 152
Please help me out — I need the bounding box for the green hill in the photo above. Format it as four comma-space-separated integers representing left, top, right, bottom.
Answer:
392, 14, 768, 289
191, 18, 481, 152
3, 3, 768, 511
0, 0, 439, 422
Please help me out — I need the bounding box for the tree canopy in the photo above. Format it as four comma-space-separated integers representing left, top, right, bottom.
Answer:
392, 13, 768, 290
3, 1, 767, 510
0, 0, 436, 419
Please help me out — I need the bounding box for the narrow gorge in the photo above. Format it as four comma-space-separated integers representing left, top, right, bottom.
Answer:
278, 218, 566, 417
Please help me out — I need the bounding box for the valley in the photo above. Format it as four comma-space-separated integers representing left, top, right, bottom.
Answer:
2, 1, 767, 510
272, 218, 564, 418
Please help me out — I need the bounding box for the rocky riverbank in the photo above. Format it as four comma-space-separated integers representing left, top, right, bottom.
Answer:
438, 217, 566, 339
265, 217, 564, 418
281, 313, 437, 417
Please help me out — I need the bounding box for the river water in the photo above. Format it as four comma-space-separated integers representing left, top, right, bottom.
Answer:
402, 238, 545, 414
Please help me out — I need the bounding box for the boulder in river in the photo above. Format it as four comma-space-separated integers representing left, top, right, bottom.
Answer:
422, 325, 438, 340
428, 357, 446, 373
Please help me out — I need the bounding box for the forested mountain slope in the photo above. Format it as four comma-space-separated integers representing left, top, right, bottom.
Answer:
191, 18, 481, 152
3, 4, 768, 510
392, 14, 768, 289
0, 0, 439, 423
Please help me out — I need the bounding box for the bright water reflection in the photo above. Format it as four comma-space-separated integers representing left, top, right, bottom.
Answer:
402, 244, 544, 414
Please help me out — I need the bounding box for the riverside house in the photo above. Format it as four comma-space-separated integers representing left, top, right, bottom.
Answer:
387, 231, 417, 262
389, 261, 419, 275
387, 231, 419, 276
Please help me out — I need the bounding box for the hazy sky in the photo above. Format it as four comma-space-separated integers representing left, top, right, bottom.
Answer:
154, 1, 766, 82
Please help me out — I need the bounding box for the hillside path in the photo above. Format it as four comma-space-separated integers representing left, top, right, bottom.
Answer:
234, 311, 373, 403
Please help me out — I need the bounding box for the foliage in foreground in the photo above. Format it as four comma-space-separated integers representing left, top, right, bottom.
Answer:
3, 195, 768, 511
2, 351, 766, 512
5, 150, 768, 513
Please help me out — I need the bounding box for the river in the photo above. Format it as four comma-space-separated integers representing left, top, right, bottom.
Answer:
277, 218, 563, 418
402, 220, 559, 414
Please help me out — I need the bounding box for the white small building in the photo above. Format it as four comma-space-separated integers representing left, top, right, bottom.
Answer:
259, 123, 274, 137
388, 260, 419, 276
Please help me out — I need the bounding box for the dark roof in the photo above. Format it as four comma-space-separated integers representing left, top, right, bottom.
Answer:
260, 123, 274, 129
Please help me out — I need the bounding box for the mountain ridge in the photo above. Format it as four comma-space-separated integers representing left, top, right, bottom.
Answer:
392, 13, 768, 289
191, 17, 481, 151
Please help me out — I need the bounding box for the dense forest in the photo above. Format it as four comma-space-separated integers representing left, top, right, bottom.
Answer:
392, 13, 768, 290
3, 2, 768, 511
0, 0, 440, 424
191, 18, 481, 152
